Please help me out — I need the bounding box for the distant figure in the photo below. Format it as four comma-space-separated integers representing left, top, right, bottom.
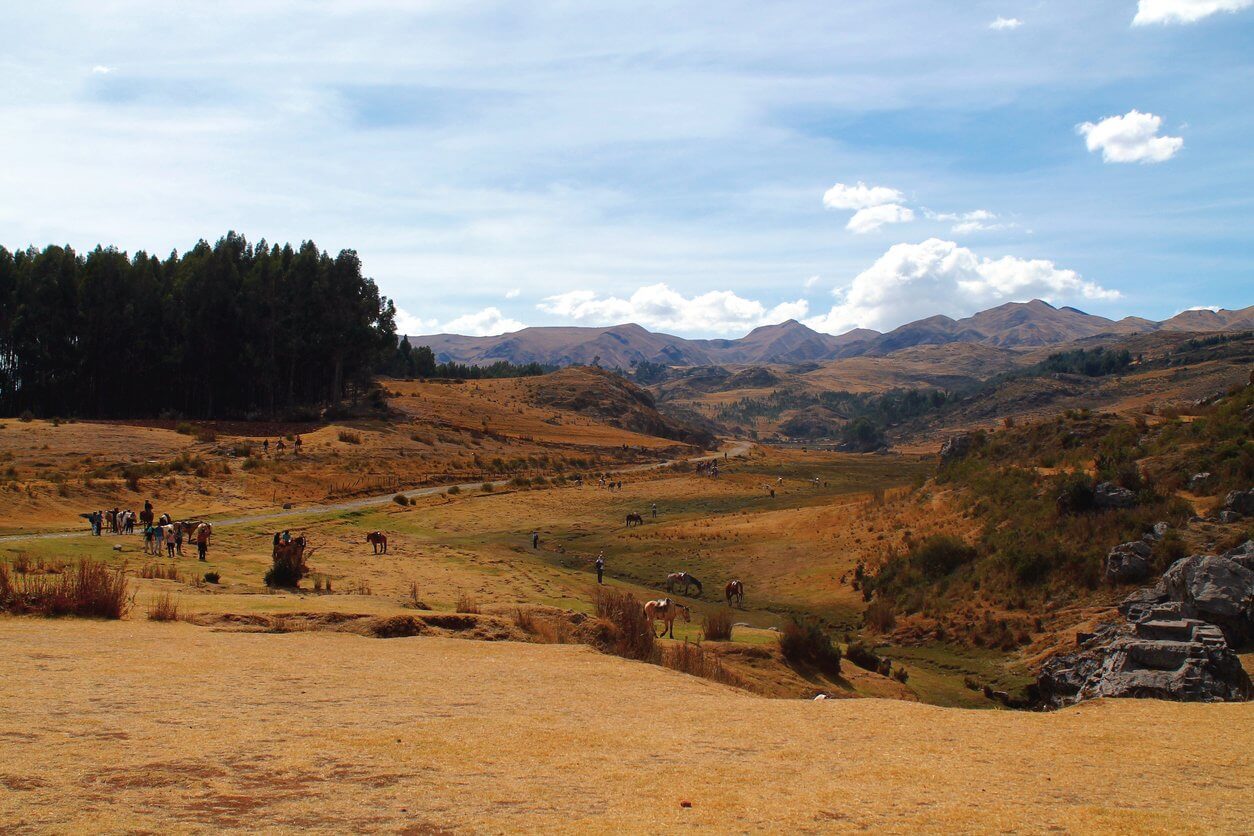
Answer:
531, 531, 540, 549
769, 487, 775, 498
195, 523, 211, 561
625, 512, 644, 527
595, 552, 605, 584
263, 439, 269, 454
163, 525, 176, 558
281, 529, 292, 545
174, 524, 185, 556
294, 435, 303, 454
725, 579, 745, 607
651, 502, 657, 518
366, 531, 388, 554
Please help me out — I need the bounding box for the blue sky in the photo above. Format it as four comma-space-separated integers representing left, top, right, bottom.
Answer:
1, 0, 1251, 336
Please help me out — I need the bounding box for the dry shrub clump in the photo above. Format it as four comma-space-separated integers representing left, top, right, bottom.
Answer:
594, 586, 656, 661
0, 559, 130, 618
778, 618, 841, 674
512, 607, 578, 644
702, 608, 734, 641
660, 641, 745, 688
863, 599, 896, 633
337, 430, 362, 445
265, 541, 309, 588
140, 563, 182, 581
147, 593, 180, 621
456, 593, 481, 614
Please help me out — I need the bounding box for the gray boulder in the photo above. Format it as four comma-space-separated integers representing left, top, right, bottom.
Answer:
1161, 554, 1254, 646
1037, 618, 1250, 706
1094, 481, 1136, 509
1222, 540, 1254, 571
1188, 472, 1214, 493
1105, 540, 1153, 584
1224, 489, 1254, 516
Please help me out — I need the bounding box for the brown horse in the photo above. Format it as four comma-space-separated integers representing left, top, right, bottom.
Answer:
665, 571, 702, 597
725, 579, 744, 607
644, 598, 691, 639
366, 531, 388, 554
625, 512, 644, 527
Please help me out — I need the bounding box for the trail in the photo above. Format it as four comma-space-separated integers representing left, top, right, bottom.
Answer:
0, 441, 753, 543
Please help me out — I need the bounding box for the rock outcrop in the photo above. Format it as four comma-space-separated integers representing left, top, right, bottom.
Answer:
1223, 489, 1254, 517
1094, 481, 1136, 509
1104, 540, 1152, 584
939, 434, 975, 464
1035, 552, 1254, 708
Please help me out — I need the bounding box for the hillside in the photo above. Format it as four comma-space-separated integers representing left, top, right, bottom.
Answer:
407, 300, 1254, 367
4, 619, 1250, 832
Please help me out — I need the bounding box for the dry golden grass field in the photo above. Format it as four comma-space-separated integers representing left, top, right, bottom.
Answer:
2, 618, 1251, 834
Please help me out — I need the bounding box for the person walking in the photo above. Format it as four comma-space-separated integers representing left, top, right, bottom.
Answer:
595, 552, 605, 585
163, 525, 176, 558
531, 530, 540, 550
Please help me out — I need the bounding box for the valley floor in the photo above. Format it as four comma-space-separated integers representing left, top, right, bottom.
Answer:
2, 618, 1251, 834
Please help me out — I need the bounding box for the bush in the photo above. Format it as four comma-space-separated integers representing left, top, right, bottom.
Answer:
0, 559, 130, 618
18, 410, 34, 422
455, 593, 480, 614
909, 535, 976, 580
660, 641, 744, 689
892, 666, 910, 683
265, 541, 309, 588
147, 593, 180, 621
140, 563, 181, 581
203, 571, 220, 584
481, 482, 494, 492
194, 427, 217, 443
175, 422, 194, 435
594, 586, 656, 662
844, 639, 883, 673
1055, 473, 1096, 515
778, 618, 841, 674
230, 443, 252, 458
703, 608, 734, 641
337, 430, 362, 445
863, 599, 896, 632
393, 493, 410, 506
446, 485, 461, 495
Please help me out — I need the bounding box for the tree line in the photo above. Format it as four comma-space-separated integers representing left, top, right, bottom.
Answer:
0, 232, 397, 419
385, 338, 550, 380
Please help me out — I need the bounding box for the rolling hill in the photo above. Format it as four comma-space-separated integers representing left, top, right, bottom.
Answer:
409, 301, 1253, 367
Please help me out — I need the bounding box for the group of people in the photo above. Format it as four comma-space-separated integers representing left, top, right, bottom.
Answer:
260, 435, 303, 456
695, 460, 720, 478
86, 507, 136, 536
87, 500, 212, 560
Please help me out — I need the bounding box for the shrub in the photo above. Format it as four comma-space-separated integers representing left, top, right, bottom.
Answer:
337, 430, 362, 445
660, 641, 744, 689
0, 559, 129, 618
175, 422, 194, 435
844, 639, 883, 673
203, 571, 220, 584
393, 493, 410, 506
481, 482, 494, 492
455, 593, 480, 614
909, 535, 976, 580
18, 410, 34, 422
594, 586, 656, 662
446, 485, 461, 495
892, 666, 909, 683
1055, 473, 1096, 515
194, 427, 217, 443
140, 563, 181, 581
778, 618, 841, 674
702, 608, 734, 641
230, 443, 252, 458
147, 593, 180, 621
863, 599, 896, 632
265, 541, 309, 588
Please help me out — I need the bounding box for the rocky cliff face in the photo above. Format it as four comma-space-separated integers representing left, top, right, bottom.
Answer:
1036, 541, 1254, 708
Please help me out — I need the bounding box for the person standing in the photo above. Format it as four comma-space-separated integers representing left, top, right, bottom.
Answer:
163, 525, 176, 558
595, 552, 605, 584
174, 524, 185, 556
195, 523, 211, 561
531, 530, 539, 549
651, 502, 657, 518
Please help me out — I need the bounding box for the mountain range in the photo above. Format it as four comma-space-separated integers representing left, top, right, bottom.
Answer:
408, 300, 1254, 368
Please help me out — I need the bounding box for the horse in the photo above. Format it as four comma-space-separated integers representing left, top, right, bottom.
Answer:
175, 520, 204, 539
625, 512, 644, 527
725, 579, 744, 607
366, 531, 388, 554
666, 571, 702, 597
644, 598, 691, 639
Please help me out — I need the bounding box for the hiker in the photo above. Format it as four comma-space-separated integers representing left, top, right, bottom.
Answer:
263, 439, 269, 454
195, 523, 211, 561
595, 552, 605, 584
294, 435, 302, 454
174, 524, 185, 556
651, 502, 657, 518
281, 529, 292, 545
163, 525, 176, 558
532, 530, 539, 549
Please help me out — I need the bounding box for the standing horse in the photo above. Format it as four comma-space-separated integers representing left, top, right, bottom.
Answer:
665, 572, 703, 597
366, 531, 388, 554
625, 512, 644, 527
644, 598, 691, 639
725, 579, 744, 607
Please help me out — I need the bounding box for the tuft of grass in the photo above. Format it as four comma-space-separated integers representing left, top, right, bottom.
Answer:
660, 641, 745, 689
147, 593, 180, 621
203, 571, 220, 584
863, 599, 896, 633
446, 485, 461, 495
594, 586, 656, 662
337, 430, 362, 445
702, 608, 734, 641
481, 482, 494, 492
0, 559, 130, 619
140, 563, 182, 581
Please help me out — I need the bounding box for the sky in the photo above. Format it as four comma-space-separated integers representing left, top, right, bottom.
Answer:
2, 0, 1251, 337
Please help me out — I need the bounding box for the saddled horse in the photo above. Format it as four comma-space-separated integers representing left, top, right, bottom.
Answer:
725, 579, 744, 607
644, 598, 691, 639
625, 512, 644, 527
175, 519, 205, 539
366, 531, 388, 554
666, 571, 703, 597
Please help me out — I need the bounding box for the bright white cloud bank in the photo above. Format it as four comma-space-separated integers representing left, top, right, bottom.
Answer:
442, 307, 526, 336
823, 181, 914, 234
989, 17, 1024, 29
804, 238, 1119, 334
395, 307, 438, 335
847, 203, 915, 234
1077, 110, 1183, 164
1133, 0, 1254, 25
538, 284, 808, 334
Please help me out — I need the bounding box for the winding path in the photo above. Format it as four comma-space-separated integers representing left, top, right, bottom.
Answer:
0, 441, 753, 544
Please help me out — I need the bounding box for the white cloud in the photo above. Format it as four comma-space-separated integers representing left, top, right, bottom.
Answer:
804, 238, 1119, 334
504, 287, 521, 299
1177, 305, 1221, 313
538, 283, 808, 335
822, 181, 905, 210
91, 65, 113, 74
847, 203, 914, 234
928, 208, 1007, 233
1133, 0, 1253, 25
1077, 110, 1183, 164
803, 274, 821, 291
394, 307, 439, 335
442, 307, 526, 336
989, 17, 1024, 29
